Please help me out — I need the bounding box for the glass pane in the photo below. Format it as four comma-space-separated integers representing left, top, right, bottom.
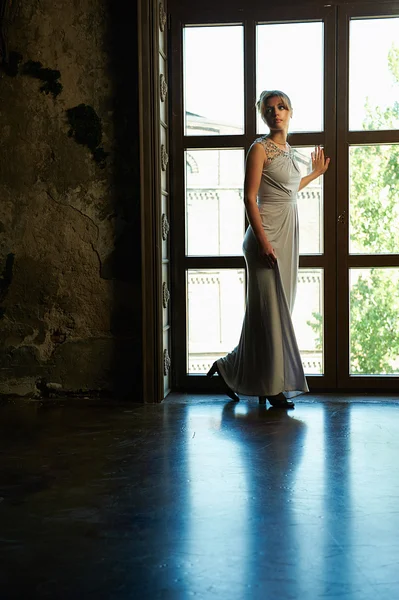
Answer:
187, 268, 323, 376
185, 149, 245, 256
349, 145, 399, 254
292, 269, 324, 375
293, 147, 324, 254
187, 269, 245, 374
184, 26, 244, 135
256, 22, 324, 133
350, 269, 399, 375
350, 18, 399, 131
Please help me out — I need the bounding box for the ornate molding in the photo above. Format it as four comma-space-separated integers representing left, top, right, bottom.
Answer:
161, 144, 168, 171
163, 349, 171, 375
298, 190, 321, 200
298, 274, 321, 284
160, 74, 168, 102
186, 189, 243, 202
161, 213, 170, 241
189, 275, 221, 285
188, 190, 218, 202
159, 2, 167, 32
162, 282, 170, 308
186, 153, 199, 174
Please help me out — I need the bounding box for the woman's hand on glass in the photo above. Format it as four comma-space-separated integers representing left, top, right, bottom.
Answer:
311, 145, 330, 176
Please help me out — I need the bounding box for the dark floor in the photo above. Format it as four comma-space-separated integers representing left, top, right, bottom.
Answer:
1, 394, 399, 599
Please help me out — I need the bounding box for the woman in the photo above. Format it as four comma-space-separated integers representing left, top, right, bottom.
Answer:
207, 90, 330, 409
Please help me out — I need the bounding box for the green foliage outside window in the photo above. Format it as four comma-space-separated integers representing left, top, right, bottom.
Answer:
307, 44, 399, 374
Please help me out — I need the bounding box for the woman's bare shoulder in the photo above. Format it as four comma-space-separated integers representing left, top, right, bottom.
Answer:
248, 136, 274, 164
250, 136, 268, 150
248, 137, 268, 157
249, 136, 283, 163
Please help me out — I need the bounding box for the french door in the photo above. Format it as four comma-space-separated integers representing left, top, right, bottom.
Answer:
169, 2, 399, 392
337, 3, 399, 390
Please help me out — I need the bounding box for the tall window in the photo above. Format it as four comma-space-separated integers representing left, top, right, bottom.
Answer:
170, 3, 399, 391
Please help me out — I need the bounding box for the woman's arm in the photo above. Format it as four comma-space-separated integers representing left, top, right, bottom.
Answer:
298, 145, 330, 191
244, 144, 277, 268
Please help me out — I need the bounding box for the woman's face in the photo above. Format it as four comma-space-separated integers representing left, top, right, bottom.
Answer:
264, 96, 292, 132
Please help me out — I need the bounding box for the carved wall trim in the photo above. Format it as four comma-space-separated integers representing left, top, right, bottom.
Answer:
161, 213, 170, 240
159, 2, 167, 31
161, 145, 169, 171
163, 349, 171, 375
162, 282, 170, 308
160, 74, 168, 101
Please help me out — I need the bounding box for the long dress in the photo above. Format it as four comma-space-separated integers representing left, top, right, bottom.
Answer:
216, 136, 309, 398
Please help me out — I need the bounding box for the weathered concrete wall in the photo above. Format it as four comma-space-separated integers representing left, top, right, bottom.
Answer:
0, 0, 142, 397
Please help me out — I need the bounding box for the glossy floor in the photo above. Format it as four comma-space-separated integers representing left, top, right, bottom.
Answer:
1, 394, 399, 599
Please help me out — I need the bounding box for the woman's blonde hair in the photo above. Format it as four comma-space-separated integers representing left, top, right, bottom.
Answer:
256, 90, 293, 124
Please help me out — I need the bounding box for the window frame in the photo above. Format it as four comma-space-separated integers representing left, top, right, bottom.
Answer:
169, 1, 399, 393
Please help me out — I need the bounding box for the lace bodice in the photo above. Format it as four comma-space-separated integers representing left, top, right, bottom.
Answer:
249, 136, 301, 205
253, 136, 293, 164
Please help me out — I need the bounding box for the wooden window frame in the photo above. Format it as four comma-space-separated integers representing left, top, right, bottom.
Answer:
336, 2, 399, 390
168, 0, 399, 394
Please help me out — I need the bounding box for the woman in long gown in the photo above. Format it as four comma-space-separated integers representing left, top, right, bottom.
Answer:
207, 90, 330, 409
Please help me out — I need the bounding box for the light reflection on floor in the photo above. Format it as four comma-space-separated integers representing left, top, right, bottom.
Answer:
186, 404, 249, 595
1, 396, 399, 599
175, 398, 399, 599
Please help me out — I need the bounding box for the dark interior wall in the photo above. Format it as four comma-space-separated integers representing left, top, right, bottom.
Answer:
0, 0, 142, 398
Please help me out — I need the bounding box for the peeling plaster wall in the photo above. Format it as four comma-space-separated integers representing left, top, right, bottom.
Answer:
0, 0, 142, 397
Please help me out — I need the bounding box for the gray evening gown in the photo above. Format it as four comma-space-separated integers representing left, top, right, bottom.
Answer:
216, 136, 309, 398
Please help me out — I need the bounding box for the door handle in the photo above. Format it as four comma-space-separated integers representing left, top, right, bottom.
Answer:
337, 210, 346, 224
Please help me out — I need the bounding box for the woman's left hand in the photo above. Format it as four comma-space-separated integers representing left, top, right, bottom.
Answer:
311, 146, 330, 176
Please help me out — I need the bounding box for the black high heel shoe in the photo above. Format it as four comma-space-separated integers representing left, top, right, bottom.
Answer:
259, 396, 267, 405
266, 392, 295, 410
207, 361, 240, 402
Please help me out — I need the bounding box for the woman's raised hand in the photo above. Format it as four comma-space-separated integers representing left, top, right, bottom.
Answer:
311, 146, 330, 176
259, 240, 277, 269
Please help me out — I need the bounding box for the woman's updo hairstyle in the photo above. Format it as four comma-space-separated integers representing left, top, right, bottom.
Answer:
256, 90, 293, 124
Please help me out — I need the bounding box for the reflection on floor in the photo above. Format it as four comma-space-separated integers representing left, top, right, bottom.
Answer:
1, 394, 399, 599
